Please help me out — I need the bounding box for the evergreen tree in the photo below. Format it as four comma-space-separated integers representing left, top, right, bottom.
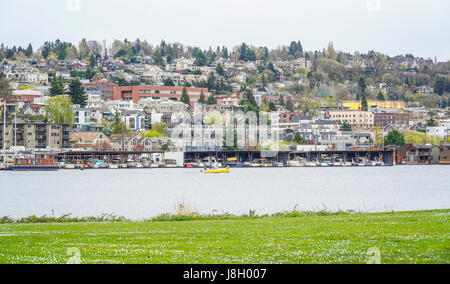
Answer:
163, 78, 175, 86
222, 46, 229, 59
405, 77, 411, 87
199, 90, 206, 104
68, 79, 87, 107
110, 110, 131, 135
361, 94, 368, 111
89, 54, 96, 69
384, 130, 405, 146
293, 132, 307, 145
207, 94, 217, 105
377, 91, 385, 101
286, 97, 294, 112
216, 63, 225, 76
269, 101, 277, 111
180, 86, 190, 105
49, 76, 64, 96
25, 43, 33, 57
239, 43, 256, 61
358, 76, 367, 94
279, 95, 285, 106
340, 122, 352, 131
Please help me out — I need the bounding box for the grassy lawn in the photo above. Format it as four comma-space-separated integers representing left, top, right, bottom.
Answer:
0, 210, 448, 264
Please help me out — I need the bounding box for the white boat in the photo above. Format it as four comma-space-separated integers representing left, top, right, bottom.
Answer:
316, 158, 329, 167
288, 157, 307, 167
341, 160, 352, 167
120, 164, 128, 168
109, 164, 119, 169
352, 158, 367, 167
136, 163, 144, 168
150, 162, 160, 168
333, 161, 342, 167
287, 160, 302, 167
374, 157, 384, 166
0, 163, 11, 170
162, 159, 177, 168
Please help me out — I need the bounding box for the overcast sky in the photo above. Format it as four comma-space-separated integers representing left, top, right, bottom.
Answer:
1, 0, 449, 60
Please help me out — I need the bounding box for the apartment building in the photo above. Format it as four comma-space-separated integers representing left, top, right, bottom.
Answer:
373, 111, 410, 129
0, 121, 72, 150
326, 110, 374, 128
113, 85, 210, 104
83, 81, 117, 100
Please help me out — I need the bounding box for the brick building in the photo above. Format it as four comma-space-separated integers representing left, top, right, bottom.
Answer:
112, 85, 210, 104
374, 112, 410, 128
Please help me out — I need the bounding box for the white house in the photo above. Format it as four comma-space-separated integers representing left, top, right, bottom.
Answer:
426, 126, 447, 138
74, 105, 91, 128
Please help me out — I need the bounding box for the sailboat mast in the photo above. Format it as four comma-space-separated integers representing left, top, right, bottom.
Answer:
14, 112, 16, 148
2, 100, 6, 162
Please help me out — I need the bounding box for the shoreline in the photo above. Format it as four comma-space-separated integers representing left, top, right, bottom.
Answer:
1, 209, 448, 224
1, 209, 448, 264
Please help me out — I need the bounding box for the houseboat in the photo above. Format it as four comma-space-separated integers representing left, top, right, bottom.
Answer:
11, 155, 60, 171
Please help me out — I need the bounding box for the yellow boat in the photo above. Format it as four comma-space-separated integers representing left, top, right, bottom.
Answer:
202, 168, 230, 174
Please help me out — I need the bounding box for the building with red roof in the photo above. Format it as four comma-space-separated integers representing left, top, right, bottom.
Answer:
112, 85, 209, 104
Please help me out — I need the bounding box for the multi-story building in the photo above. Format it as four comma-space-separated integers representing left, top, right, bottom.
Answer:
113, 85, 210, 104
0, 121, 72, 150
343, 100, 406, 111
138, 98, 188, 113
74, 106, 91, 129
83, 81, 117, 100
6, 71, 48, 84
326, 110, 374, 129
373, 111, 410, 128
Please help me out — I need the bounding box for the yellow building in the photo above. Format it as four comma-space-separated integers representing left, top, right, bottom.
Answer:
343, 100, 406, 110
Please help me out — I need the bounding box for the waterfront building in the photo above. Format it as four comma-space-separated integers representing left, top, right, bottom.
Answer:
109, 133, 172, 151
439, 145, 450, 164
405, 146, 432, 165
69, 132, 110, 149
0, 121, 72, 150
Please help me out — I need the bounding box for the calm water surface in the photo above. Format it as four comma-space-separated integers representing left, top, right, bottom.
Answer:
0, 166, 448, 219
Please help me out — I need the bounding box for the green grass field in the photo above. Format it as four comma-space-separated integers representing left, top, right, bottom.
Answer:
0, 210, 448, 264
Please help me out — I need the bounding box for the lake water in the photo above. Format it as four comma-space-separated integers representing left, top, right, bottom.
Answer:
0, 166, 448, 220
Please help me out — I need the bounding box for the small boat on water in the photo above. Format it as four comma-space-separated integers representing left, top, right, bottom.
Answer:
162, 159, 178, 168
11, 154, 59, 171
202, 167, 230, 174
